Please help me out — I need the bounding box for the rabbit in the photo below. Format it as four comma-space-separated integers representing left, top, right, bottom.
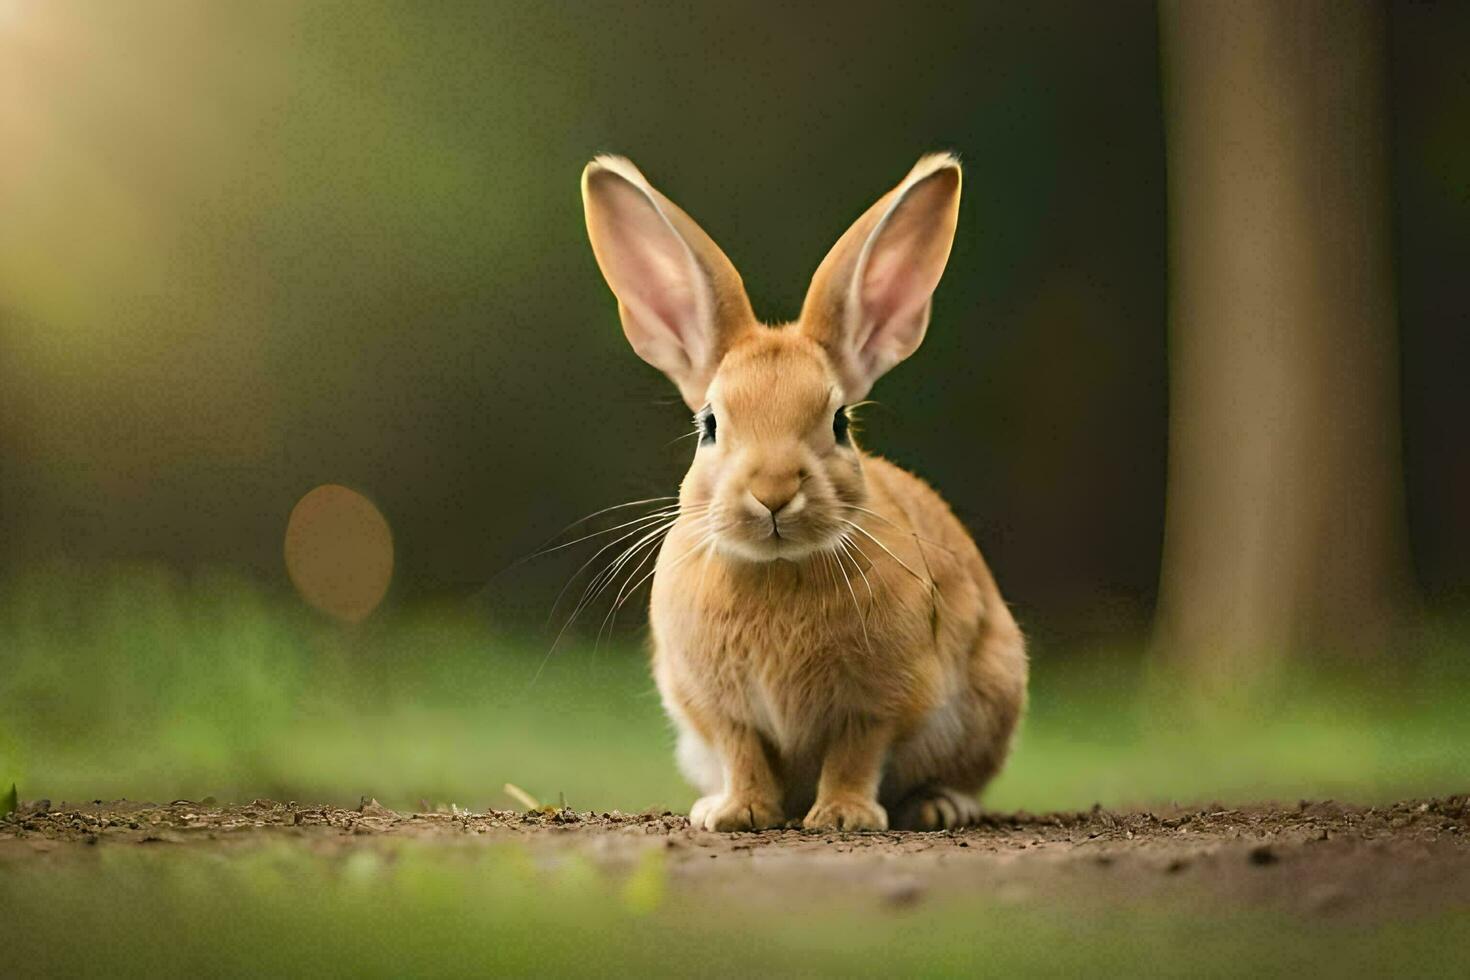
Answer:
580, 153, 1027, 832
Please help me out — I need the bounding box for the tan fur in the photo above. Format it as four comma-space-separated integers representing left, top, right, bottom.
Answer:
582, 154, 1028, 832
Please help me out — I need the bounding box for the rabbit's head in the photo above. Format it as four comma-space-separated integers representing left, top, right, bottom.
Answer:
582, 154, 961, 562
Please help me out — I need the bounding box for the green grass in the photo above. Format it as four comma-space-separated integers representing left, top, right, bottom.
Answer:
3, 566, 1469, 976
1, 564, 1468, 813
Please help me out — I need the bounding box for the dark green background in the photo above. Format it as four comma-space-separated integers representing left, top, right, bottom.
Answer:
2, 1, 1466, 634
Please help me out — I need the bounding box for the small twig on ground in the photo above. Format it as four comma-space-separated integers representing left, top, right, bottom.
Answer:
503, 783, 542, 811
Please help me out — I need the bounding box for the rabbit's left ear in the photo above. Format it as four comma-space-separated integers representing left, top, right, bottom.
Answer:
800, 154, 962, 400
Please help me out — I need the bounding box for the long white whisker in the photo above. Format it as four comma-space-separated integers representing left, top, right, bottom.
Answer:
529, 518, 680, 687
617, 525, 714, 614
843, 520, 926, 583
542, 502, 709, 621
839, 535, 877, 613
843, 505, 956, 554
597, 525, 672, 647
576, 520, 676, 621
535, 496, 678, 549
842, 532, 890, 593
535, 499, 711, 569
822, 549, 840, 598
527, 506, 683, 564
663, 429, 702, 448
911, 521, 945, 628
485, 498, 679, 590
545, 511, 686, 625
831, 541, 870, 650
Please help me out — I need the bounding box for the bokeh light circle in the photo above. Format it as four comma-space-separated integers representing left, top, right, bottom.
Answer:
284, 484, 394, 623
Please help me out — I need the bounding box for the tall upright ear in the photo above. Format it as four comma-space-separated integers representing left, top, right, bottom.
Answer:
799, 154, 962, 400
581, 156, 755, 409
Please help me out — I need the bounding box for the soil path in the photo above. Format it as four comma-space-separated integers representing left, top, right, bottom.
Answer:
4, 796, 1468, 917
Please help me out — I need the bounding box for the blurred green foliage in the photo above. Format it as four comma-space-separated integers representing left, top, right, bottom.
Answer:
0, 0, 1467, 632
3, 567, 1467, 812
3, 0, 1467, 630
0, 0, 1165, 628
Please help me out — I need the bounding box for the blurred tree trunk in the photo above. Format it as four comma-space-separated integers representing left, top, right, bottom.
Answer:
1154, 0, 1414, 674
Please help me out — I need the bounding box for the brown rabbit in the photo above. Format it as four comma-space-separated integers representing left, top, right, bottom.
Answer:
581, 154, 1027, 831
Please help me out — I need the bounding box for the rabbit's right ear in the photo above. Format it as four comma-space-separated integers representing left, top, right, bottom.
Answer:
799, 154, 962, 401
581, 157, 755, 409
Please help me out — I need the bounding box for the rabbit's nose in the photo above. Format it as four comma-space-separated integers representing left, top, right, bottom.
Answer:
749, 470, 803, 516
752, 488, 796, 516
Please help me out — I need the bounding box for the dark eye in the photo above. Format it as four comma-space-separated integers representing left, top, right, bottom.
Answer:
698, 407, 717, 445
833, 406, 850, 445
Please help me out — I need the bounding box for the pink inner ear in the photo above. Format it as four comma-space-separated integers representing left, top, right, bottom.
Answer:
855, 169, 958, 363
859, 249, 927, 351
857, 236, 942, 361
597, 182, 702, 350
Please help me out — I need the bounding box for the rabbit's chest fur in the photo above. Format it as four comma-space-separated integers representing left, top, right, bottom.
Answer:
650, 461, 984, 761
657, 571, 934, 745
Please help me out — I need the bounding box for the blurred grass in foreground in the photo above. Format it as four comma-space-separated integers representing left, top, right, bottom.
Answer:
1, 565, 1467, 812
2, 841, 1467, 978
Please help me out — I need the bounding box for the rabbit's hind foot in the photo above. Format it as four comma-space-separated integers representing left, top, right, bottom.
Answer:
891, 786, 981, 831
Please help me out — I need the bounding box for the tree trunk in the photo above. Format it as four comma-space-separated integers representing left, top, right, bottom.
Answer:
1154, 0, 1414, 673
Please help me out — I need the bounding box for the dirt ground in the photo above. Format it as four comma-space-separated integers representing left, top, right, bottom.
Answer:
4, 795, 1468, 918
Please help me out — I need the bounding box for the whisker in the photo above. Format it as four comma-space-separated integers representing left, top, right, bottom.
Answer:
545, 511, 686, 625
843, 505, 956, 554
572, 519, 677, 626
614, 524, 714, 622
842, 532, 886, 588
596, 525, 671, 648
843, 520, 927, 583
541, 502, 710, 624
564, 494, 678, 522
536, 495, 678, 546
843, 516, 946, 627
831, 540, 871, 650
909, 518, 946, 629
526, 506, 683, 565
838, 535, 878, 613
823, 548, 841, 599
488, 498, 681, 589
530, 518, 680, 687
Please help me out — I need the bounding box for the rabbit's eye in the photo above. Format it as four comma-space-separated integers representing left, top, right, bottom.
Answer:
833, 406, 850, 445
698, 407, 717, 446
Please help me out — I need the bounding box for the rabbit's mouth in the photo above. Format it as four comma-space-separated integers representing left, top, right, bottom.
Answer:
726, 536, 832, 564
714, 510, 843, 564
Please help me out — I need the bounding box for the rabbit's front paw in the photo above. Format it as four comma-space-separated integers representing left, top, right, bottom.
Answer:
802, 796, 888, 832
690, 794, 783, 832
